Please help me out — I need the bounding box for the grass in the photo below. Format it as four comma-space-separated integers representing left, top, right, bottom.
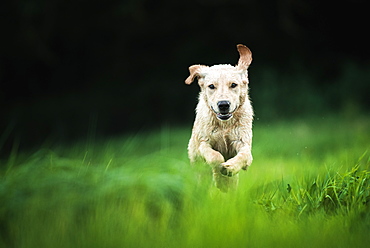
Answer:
0, 116, 369, 248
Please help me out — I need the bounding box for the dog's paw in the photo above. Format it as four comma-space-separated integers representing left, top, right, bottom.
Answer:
220, 166, 233, 177
220, 163, 239, 177
206, 151, 225, 165
220, 160, 243, 177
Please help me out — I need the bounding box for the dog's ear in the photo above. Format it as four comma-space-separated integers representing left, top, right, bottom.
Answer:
185, 65, 207, 85
236, 44, 252, 70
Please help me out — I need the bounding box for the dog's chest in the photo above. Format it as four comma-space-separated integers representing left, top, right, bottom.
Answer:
209, 127, 238, 159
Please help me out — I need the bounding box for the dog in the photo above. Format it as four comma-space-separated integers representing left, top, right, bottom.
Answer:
185, 44, 253, 192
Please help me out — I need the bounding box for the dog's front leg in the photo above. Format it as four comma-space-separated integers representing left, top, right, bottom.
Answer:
221, 145, 252, 176
199, 141, 225, 166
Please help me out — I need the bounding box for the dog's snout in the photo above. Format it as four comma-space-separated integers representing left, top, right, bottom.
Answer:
217, 101, 230, 114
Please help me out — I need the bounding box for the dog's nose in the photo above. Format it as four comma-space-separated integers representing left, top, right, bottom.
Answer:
217, 101, 230, 114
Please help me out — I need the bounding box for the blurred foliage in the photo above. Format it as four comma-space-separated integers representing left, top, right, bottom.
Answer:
0, 118, 369, 247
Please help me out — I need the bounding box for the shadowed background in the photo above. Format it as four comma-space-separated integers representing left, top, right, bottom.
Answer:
1, 0, 369, 154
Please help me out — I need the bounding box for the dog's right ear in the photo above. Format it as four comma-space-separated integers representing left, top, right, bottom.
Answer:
185, 65, 207, 85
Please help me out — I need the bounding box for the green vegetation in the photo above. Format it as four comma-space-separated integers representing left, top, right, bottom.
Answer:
1, 116, 369, 248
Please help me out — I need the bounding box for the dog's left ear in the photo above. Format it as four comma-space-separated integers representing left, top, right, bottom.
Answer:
185, 65, 207, 85
236, 44, 252, 70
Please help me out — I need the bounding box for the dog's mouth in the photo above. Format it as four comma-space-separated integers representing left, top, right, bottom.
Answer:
216, 113, 233, 121
211, 107, 233, 121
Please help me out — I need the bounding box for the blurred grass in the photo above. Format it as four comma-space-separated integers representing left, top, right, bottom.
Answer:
0, 116, 369, 248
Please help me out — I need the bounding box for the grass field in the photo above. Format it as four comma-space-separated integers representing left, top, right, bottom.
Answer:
0, 115, 369, 248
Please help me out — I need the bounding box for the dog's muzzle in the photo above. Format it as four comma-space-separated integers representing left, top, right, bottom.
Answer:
212, 101, 233, 121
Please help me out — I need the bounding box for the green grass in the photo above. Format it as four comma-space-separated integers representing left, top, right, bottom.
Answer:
0, 116, 369, 248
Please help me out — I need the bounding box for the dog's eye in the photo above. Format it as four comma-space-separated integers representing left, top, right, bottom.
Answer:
230, 83, 238, 88
208, 84, 215, 89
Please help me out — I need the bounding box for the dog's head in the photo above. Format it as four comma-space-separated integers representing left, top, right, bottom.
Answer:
185, 44, 252, 121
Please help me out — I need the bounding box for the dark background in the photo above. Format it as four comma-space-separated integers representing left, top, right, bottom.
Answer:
1, 0, 369, 154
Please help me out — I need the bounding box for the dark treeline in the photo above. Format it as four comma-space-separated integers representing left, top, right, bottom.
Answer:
1, 0, 369, 154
